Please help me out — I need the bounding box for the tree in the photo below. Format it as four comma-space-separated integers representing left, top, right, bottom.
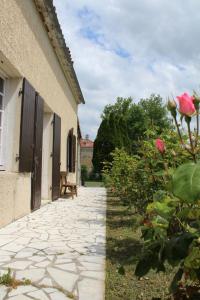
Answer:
93, 94, 171, 173
138, 94, 171, 130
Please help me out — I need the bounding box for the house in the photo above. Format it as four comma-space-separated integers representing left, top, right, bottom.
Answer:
0, 0, 85, 228
80, 136, 94, 175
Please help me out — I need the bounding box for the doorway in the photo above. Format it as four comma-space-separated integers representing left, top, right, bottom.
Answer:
41, 112, 53, 203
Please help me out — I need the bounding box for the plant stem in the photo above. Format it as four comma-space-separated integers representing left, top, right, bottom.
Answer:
173, 116, 184, 146
195, 109, 199, 147
187, 120, 196, 163
173, 115, 194, 157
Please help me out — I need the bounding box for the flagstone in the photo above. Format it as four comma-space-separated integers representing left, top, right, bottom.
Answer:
81, 270, 105, 281
8, 285, 37, 297
39, 277, 53, 286
28, 290, 49, 300
35, 260, 50, 267
0, 187, 106, 299
0, 286, 8, 299
47, 267, 78, 292
7, 295, 32, 300
0, 256, 11, 262
1, 243, 25, 252
78, 278, 104, 300
15, 268, 45, 282
28, 241, 49, 250
50, 291, 72, 300
55, 258, 72, 264
80, 261, 104, 271
3, 260, 33, 270
15, 251, 35, 258
55, 263, 77, 272
43, 287, 56, 293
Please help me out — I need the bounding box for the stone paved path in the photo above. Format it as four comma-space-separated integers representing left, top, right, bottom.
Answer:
0, 187, 106, 300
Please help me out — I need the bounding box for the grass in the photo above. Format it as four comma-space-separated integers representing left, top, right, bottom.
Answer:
0, 269, 31, 288
106, 195, 174, 300
84, 181, 104, 187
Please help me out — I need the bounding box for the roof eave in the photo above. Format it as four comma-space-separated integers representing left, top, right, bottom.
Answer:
34, 0, 85, 104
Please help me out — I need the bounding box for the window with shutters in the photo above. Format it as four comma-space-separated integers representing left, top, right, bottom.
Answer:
72, 135, 76, 173
67, 129, 73, 172
67, 129, 76, 173
0, 76, 5, 169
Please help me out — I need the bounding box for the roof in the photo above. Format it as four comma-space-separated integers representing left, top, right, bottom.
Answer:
34, 0, 85, 104
77, 120, 82, 139
80, 139, 94, 148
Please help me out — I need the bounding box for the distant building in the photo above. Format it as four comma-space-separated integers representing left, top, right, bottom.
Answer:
80, 136, 94, 174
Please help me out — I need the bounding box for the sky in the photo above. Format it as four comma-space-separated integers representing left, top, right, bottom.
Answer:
53, 0, 200, 140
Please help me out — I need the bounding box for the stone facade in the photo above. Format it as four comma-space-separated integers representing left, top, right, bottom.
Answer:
0, 0, 84, 228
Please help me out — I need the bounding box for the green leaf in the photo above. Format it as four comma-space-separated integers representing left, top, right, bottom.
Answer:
172, 162, 200, 203
184, 247, 200, 269
165, 233, 194, 261
135, 258, 152, 277
169, 268, 183, 293
118, 265, 125, 275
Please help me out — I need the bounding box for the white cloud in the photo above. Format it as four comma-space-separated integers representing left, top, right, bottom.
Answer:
53, 0, 200, 139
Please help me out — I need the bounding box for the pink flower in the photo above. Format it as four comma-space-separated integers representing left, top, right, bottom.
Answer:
155, 139, 165, 154
176, 93, 196, 117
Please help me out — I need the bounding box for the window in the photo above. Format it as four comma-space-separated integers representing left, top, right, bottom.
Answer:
67, 129, 73, 172
67, 128, 76, 173
0, 77, 5, 167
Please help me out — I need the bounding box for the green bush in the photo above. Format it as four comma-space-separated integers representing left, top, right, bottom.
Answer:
135, 95, 200, 299
81, 165, 88, 186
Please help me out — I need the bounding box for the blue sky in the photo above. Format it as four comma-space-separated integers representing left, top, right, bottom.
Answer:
53, 0, 200, 140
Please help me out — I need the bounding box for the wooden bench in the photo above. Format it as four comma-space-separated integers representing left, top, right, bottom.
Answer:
60, 171, 77, 199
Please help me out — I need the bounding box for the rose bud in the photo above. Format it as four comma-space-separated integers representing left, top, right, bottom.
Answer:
177, 92, 196, 117
155, 139, 165, 154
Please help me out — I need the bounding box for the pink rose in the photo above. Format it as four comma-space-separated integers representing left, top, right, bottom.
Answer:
155, 139, 165, 154
176, 93, 196, 117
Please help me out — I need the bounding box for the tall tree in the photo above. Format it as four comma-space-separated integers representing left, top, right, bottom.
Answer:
93, 94, 171, 173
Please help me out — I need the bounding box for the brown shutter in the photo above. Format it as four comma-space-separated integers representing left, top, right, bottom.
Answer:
31, 94, 44, 211
72, 135, 76, 173
52, 113, 61, 201
67, 134, 69, 171
19, 78, 36, 172
67, 128, 73, 172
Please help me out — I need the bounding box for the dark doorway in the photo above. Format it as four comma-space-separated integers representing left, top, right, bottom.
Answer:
31, 93, 44, 211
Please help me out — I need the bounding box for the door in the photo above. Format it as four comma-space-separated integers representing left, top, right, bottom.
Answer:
42, 113, 53, 200
31, 93, 44, 211
52, 113, 61, 201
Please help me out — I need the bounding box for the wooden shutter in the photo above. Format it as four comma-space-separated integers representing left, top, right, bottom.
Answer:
31, 94, 44, 211
72, 135, 76, 173
52, 113, 61, 201
19, 78, 36, 172
67, 128, 73, 172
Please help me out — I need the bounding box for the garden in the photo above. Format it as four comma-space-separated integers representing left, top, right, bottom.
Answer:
93, 93, 200, 299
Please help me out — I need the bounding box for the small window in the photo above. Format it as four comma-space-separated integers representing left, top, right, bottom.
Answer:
0, 77, 5, 167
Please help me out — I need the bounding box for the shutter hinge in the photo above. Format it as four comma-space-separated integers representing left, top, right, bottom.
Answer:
18, 88, 23, 97
50, 186, 52, 191
50, 152, 53, 157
